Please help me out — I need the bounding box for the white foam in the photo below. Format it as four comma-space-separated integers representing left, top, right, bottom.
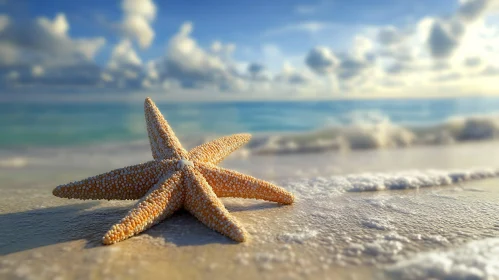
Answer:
361, 218, 394, 231
364, 240, 404, 257
285, 168, 499, 196
277, 229, 319, 244
244, 114, 499, 155
421, 234, 450, 245
383, 232, 411, 243
385, 238, 499, 280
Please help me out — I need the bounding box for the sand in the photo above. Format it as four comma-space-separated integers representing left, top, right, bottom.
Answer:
1, 141, 499, 280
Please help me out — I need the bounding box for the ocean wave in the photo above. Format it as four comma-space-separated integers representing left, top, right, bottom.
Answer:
5, 114, 499, 170
245, 114, 499, 155
284, 167, 499, 199
343, 168, 498, 192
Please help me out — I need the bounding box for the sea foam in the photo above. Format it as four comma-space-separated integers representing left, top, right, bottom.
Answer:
244, 115, 499, 155
285, 168, 499, 198
385, 238, 499, 280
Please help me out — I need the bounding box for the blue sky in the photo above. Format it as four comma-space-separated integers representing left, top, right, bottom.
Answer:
0, 0, 498, 101
16, 0, 458, 63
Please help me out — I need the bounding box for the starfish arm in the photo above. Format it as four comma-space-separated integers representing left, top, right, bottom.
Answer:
52, 160, 175, 200
102, 172, 184, 245
183, 166, 247, 242
144, 97, 188, 160
196, 162, 295, 204
188, 133, 251, 165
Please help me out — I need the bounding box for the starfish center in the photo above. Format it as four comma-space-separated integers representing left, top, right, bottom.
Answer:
176, 158, 194, 170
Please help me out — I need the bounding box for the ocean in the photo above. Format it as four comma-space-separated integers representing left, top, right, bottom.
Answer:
3, 96, 499, 149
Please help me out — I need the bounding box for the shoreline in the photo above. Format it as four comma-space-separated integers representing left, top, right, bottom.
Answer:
1, 141, 499, 279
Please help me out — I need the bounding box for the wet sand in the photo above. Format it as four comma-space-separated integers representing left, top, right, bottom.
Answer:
1, 142, 499, 279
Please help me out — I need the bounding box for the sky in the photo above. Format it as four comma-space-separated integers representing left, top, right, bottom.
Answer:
0, 0, 499, 102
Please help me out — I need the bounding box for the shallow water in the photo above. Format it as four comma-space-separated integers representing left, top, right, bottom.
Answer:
3, 97, 499, 150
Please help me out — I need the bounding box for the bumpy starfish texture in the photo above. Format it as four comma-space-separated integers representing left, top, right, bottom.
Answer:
53, 97, 295, 245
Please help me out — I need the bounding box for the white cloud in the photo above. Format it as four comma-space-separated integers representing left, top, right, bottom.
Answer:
31, 65, 44, 77
305, 47, 340, 74
122, 0, 156, 20
0, 13, 106, 87
426, 0, 495, 59
0, 13, 105, 66
101, 72, 113, 82
304, 40, 377, 93
275, 62, 311, 84
2, 0, 499, 100
108, 39, 142, 69
0, 42, 17, 65
352, 35, 374, 59
101, 39, 148, 89
156, 22, 244, 90
145, 61, 159, 80
377, 26, 405, 46
0, 14, 9, 32
337, 53, 375, 80
37, 13, 68, 36
75, 38, 106, 60
295, 0, 499, 98
121, 0, 156, 49
141, 78, 152, 88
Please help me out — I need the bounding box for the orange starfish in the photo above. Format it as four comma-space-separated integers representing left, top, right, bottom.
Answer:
53, 98, 294, 244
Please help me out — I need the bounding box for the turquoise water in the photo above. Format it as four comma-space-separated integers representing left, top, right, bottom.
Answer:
2, 97, 499, 148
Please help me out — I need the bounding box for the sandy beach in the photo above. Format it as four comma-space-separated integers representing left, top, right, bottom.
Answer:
1, 140, 499, 280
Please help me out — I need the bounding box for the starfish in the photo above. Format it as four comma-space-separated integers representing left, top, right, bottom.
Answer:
53, 97, 295, 245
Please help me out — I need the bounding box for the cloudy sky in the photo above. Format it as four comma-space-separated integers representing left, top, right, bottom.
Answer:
1, 0, 499, 102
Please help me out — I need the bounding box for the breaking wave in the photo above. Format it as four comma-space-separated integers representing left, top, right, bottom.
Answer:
243, 114, 499, 155
284, 167, 499, 198
5, 114, 499, 169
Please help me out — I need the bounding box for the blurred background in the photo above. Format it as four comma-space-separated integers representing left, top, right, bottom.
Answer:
1, 0, 499, 174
